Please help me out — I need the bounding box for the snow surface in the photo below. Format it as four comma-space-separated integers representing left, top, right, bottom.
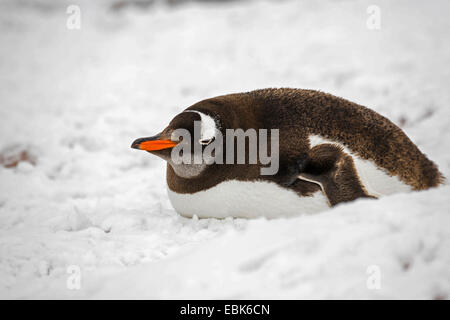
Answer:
0, 0, 449, 299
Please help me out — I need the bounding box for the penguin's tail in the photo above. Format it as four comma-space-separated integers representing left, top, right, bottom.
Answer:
418, 157, 446, 189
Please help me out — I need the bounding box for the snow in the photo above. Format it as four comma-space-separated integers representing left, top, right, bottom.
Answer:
0, 0, 449, 299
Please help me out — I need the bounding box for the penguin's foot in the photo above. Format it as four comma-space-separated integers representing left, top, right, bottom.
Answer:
297, 144, 373, 206
277, 157, 310, 187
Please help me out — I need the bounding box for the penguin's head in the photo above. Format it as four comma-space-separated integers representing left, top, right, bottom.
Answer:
131, 110, 220, 178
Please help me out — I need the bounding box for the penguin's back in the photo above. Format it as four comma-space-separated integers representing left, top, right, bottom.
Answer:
247, 88, 444, 190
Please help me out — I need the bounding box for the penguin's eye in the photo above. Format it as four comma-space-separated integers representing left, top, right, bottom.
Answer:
199, 137, 215, 145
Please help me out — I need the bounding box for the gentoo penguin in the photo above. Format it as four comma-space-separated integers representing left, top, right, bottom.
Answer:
131, 88, 444, 218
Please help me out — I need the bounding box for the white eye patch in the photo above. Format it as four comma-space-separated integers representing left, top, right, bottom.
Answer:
184, 110, 218, 143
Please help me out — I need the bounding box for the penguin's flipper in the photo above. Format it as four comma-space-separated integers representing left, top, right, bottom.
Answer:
298, 143, 375, 206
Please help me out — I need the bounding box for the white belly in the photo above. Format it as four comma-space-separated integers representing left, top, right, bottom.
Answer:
167, 180, 330, 219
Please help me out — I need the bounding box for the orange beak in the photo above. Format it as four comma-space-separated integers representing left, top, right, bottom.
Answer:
131, 136, 178, 151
